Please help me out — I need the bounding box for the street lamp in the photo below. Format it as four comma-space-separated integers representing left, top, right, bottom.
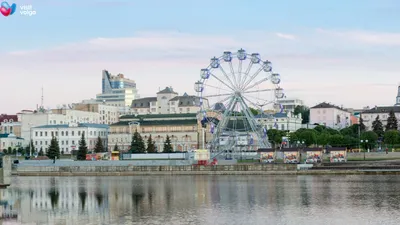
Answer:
360, 139, 368, 160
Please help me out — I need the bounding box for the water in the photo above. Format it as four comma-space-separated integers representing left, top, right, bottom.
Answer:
1, 175, 400, 225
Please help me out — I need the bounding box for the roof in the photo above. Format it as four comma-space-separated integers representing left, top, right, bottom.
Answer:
0, 133, 23, 139
254, 113, 288, 119
362, 106, 400, 114
157, 87, 178, 94
33, 123, 109, 129
111, 119, 198, 126
169, 95, 201, 106
304, 148, 323, 152
120, 113, 197, 120
311, 102, 348, 112
131, 97, 157, 108
0, 114, 18, 123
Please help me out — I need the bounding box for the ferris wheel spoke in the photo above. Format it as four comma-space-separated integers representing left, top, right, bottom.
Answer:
208, 95, 232, 110
202, 93, 232, 98
210, 73, 235, 92
241, 67, 263, 91
238, 60, 242, 88
241, 96, 261, 109
240, 61, 253, 89
244, 94, 274, 104
203, 83, 231, 93
243, 88, 274, 94
229, 61, 239, 88
219, 66, 236, 89
244, 77, 270, 92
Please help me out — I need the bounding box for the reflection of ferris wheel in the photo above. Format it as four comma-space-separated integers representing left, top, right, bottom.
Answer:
194, 48, 285, 152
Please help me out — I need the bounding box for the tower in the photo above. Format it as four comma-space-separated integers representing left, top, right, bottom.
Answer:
396, 85, 400, 106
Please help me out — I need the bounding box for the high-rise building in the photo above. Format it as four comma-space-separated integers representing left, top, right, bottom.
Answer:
96, 70, 139, 111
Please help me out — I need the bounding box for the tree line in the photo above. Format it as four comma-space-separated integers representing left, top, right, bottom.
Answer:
113, 130, 174, 154
266, 109, 400, 150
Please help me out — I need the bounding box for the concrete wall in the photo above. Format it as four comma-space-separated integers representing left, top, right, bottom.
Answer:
13, 164, 298, 176
122, 153, 187, 160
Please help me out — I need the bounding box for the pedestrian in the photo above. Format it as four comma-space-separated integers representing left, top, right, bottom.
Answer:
386, 148, 388, 154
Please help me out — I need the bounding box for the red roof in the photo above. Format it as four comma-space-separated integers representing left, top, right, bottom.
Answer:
0, 114, 18, 123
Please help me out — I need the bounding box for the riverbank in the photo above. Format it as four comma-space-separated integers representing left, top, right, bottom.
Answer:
12, 163, 400, 176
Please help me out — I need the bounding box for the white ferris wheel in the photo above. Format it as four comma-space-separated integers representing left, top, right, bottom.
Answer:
194, 48, 285, 152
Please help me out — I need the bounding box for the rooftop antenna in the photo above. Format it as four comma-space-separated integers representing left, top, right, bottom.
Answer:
41, 86, 44, 108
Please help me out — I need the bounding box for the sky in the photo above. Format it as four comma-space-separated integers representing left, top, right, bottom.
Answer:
1, 0, 400, 113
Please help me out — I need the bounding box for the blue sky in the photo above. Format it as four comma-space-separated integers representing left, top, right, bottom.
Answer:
1, 0, 400, 113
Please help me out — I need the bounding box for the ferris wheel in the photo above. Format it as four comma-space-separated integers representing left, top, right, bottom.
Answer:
194, 48, 285, 152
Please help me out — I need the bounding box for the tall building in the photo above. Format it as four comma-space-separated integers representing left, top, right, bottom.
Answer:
276, 98, 304, 112
95, 70, 139, 110
131, 87, 205, 115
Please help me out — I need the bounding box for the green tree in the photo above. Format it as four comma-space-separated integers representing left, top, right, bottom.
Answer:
386, 110, 398, 131
77, 133, 88, 161
130, 130, 140, 153
267, 129, 285, 149
7, 147, 11, 155
12, 148, 16, 155
384, 130, 399, 148
297, 129, 317, 146
146, 135, 156, 153
163, 135, 173, 153
46, 136, 60, 163
372, 115, 384, 137
113, 143, 119, 151
317, 132, 330, 146
137, 134, 146, 153
94, 136, 104, 153
328, 134, 344, 147
38, 147, 44, 156
361, 131, 378, 150
294, 105, 310, 124
249, 107, 259, 116
359, 115, 366, 132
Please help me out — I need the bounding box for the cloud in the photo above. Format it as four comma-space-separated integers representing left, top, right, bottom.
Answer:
316, 28, 400, 46
275, 33, 296, 40
1, 29, 400, 113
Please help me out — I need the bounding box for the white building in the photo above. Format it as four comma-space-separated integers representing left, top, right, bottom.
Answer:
309, 102, 351, 129
277, 98, 304, 113
31, 123, 108, 154
131, 87, 206, 115
0, 133, 25, 151
72, 103, 120, 124
361, 106, 400, 131
20, 110, 102, 142
255, 111, 303, 132
96, 70, 139, 110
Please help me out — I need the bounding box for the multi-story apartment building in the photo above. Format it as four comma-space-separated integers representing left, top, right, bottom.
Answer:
95, 70, 139, 110
276, 98, 304, 113
255, 111, 303, 132
0, 114, 21, 137
72, 103, 120, 124
361, 106, 400, 130
309, 102, 351, 129
31, 123, 108, 154
131, 87, 206, 115
108, 113, 199, 152
20, 110, 102, 143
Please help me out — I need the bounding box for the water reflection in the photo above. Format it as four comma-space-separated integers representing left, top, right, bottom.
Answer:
2, 175, 400, 224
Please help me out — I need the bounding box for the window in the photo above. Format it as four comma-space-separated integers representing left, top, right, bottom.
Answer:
72, 131, 74, 136
65, 131, 68, 136
55, 131, 58, 136
90, 131, 92, 136
66, 140, 68, 145
35, 132, 38, 136
90, 140, 92, 145
45, 132, 48, 136
78, 131, 81, 136
94, 131, 97, 136
62, 141, 64, 145
72, 141, 75, 145
66, 148, 68, 152
40, 132, 43, 136
281, 124, 285, 130
40, 141, 42, 145
35, 141, 38, 145
61, 131, 64, 136
45, 141, 48, 145
51, 131, 54, 137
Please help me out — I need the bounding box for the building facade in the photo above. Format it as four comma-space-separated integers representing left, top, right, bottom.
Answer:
72, 103, 120, 125
131, 87, 205, 115
0, 114, 21, 137
310, 102, 351, 129
361, 106, 400, 131
108, 113, 200, 152
255, 111, 303, 132
96, 70, 139, 109
20, 110, 102, 143
0, 133, 25, 151
31, 123, 108, 154
276, 98, 304, 113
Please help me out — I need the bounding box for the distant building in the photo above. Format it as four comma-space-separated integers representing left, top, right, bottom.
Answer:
361, 106, 400, 130
395, 85, 400, 106
108, 113, 199, 152
31, 123, 108, 154
276, 98, 304, 113
0, 133, 25, 151
309, 102, 351, 129
95, 70, 139, 110
131, 87, 206, 115
255, 111, 303, 132
0, 114, 21, 137
72, 103, 120, 125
